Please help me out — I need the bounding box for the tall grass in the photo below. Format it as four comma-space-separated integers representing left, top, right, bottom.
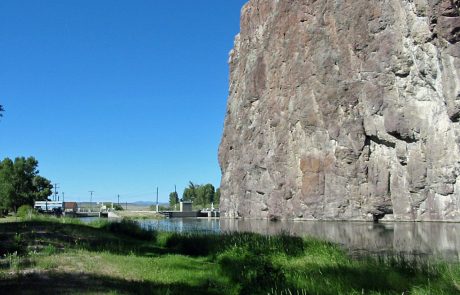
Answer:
162, 230, 459, 294
0, 216, 458, 294
100, 219, 157, 241
165, 231, 305, 257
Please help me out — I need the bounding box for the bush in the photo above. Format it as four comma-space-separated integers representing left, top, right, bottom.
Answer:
16, 205, 33, 219
113, 204, 124, 211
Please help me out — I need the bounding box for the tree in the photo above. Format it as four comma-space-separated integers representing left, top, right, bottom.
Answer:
182, 181, 197, 203
169, 191, 179, 208
113, 204, 124, 211
182, 182, 216, 208
203, 184, 215, 206
0, 158, 14, 214
195, 184, 215, 207
0, 157, 53, 213
215, 188, 220, 207
32, 175, 53, 201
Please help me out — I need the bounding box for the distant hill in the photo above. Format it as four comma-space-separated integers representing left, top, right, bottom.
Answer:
132, 201, 156, 206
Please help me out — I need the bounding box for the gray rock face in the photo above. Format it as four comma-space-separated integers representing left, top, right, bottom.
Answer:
219, 0, 460, 221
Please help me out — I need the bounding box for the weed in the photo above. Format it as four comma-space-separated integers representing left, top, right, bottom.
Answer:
43, 244, 57, 255
16, 205, 34, 219
5, 251, 19, 272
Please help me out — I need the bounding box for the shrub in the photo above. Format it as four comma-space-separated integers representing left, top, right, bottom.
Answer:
113, 204, 124, 211
16, 205, 33, 219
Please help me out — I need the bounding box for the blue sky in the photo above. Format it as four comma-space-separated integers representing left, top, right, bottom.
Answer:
0, 0, 247, 203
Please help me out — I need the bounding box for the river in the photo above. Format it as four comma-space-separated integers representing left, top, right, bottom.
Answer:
140, 218, 460, 261
80, 217, 460, 261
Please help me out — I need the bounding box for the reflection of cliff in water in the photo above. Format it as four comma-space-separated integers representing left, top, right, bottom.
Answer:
220, 220, 460, 261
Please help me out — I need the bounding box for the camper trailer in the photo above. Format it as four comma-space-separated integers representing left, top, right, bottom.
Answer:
34, 201, 64, 215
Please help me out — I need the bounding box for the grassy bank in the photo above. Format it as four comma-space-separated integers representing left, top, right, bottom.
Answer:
0, 216, 19, 223
0, 216, 458, 294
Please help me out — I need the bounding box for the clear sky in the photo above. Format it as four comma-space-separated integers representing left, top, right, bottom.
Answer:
0, 0, 248, 204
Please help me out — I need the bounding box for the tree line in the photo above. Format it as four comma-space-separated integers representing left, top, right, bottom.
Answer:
0, 157, 53, 214
1, 105, 222, 212
0, 107, 54, 214
169, 182, 220, 208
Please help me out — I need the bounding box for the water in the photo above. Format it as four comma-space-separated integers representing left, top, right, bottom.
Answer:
137, 218, 460, 261
141, 218, 220, 233
78, 217, 101, 223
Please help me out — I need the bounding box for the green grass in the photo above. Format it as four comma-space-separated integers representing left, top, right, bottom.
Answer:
0, 216, 458, 294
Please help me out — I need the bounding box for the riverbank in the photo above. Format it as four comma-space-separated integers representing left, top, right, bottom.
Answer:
0, 216, 458, 294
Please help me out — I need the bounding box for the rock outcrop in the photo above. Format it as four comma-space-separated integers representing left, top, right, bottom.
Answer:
219, 0, 460, 221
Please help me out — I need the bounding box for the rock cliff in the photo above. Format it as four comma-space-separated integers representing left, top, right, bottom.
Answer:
219, 0, 460, 221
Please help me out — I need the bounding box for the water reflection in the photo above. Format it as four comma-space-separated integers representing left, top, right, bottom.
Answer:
220, 219, 460, 261
140, 218, 220, 234
81, 216, 459, 261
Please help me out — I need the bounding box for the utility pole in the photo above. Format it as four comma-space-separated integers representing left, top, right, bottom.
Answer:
53, 183, 59, 201
156, 187, 159, 212
62, 192, 65, 203
117, 194, 120, 206
89, 191, 94, 212
174, 185, 177, 211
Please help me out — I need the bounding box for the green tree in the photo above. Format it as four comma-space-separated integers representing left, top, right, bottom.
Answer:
182, 182, 215, 208
0, 157, 53, 213
0, 158, 14, 214
32, 175, 53, 201
203, 184, 215, 205
195, 186, 204, 206
182, 181, 197, 202
195, 184, 215, 207
169, 191, 179, 208
215, 188, 220, 207
113, 204, 124, 211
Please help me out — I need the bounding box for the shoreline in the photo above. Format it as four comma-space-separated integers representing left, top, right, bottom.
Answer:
107, 210, 164, 219
217, 216, 460, 223
0, 217, 458, 294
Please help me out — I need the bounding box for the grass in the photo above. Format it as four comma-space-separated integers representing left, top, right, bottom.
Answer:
0, 216, 458, 294
0, 216, 20, 223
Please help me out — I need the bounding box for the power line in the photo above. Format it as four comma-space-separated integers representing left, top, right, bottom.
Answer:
156, 187, 159, 212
